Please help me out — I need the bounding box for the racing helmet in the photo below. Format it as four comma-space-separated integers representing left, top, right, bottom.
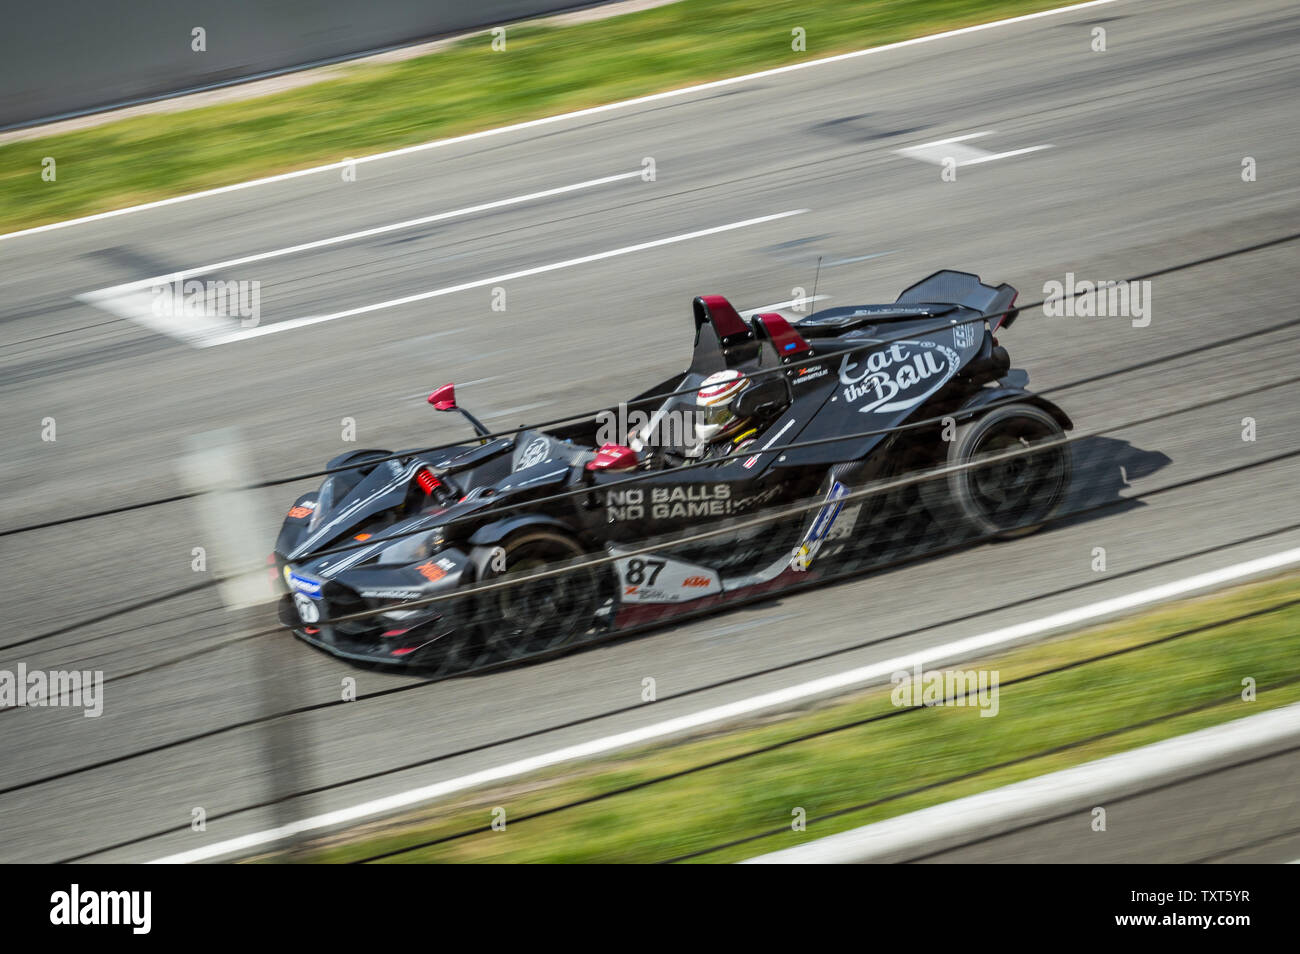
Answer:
694, 370, 751, 445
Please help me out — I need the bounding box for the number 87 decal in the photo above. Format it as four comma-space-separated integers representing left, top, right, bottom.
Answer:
623, 558, 666, 586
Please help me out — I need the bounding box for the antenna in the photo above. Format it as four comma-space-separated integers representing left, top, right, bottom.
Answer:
809, 255, 823, 315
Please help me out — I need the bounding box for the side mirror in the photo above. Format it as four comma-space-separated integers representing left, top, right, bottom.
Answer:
428, 383, 457, 411
734, 375, 792, 421
426, 382, 492, 443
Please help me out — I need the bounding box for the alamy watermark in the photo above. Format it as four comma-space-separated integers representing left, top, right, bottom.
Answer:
890, 663, 999, 716
596, 402, 702, 448
1, 665, 103, 717
1041, 273, 1151, 327
152, 278, 261, 327
50, 884, 150, 934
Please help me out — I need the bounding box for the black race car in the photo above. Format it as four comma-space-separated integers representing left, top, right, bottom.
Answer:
274, 270, 1072, 672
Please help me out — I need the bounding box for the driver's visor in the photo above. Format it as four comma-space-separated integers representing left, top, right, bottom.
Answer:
700, 404, 736, 429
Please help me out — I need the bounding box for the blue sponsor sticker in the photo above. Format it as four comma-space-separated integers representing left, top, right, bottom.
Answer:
807, 480, 848, 542
289, 573, 323, 598
790, 480, 849, 572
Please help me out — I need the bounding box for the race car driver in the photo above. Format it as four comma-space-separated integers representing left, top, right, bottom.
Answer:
630, 368, 789, 467
687, 369, 758, 460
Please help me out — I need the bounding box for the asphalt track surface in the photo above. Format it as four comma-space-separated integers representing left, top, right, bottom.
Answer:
0, 0, 1297, 862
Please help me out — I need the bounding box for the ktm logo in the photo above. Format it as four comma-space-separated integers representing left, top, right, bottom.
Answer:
416, 562, 447, 583
682, 575, 711, 587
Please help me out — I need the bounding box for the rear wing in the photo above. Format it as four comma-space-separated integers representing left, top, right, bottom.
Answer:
689, 295, 759, 372
895, 270, 1020, 328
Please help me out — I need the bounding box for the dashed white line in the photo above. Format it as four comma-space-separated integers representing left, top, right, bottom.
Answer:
896, 130, 1053, 168
77, 207, 806, 348
963, 145, 1054, 165
824, 250, 897, 267
910, 132, 995, 148
740, 294, 829, 317
199, 209, 810, 346
93, 171, 644, 293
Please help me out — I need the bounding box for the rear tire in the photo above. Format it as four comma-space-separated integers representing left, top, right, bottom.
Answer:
921, 402, 1071, 540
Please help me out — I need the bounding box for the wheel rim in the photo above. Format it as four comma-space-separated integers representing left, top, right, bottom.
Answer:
962, 417, 1068, 532
478, 541, 599, 661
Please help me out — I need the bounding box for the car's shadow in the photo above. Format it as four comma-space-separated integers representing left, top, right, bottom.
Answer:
1056, 436, 1173, 526
843, 435, 1170, 565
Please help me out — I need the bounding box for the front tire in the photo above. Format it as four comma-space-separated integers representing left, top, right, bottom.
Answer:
922, 402, 1071, 540
473, 529, 604, 663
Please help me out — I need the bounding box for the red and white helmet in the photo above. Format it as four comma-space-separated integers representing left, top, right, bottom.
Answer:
695, 370, 750, 444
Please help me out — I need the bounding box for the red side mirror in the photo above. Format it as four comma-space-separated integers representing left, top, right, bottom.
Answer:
428, 383, 457, 411
586, 443, 638, 472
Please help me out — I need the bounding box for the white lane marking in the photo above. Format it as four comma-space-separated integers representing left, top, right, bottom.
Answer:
740, 294, 828, 317
77, 284, 237, 349
487, 401, 551, 419
896, 130, 1052, 168
1, 0, 1118, 243
147, 543, 1300, 863
198, 209, 809, 347
94, 171, 644, 293
909, 132, 995, 147
824, 250, 896, 267
746, 701, 1300, 863
899, 141, 992, 166
402, 374, 494, 400
74, 171, 643, 346
963, 145, 1054, 165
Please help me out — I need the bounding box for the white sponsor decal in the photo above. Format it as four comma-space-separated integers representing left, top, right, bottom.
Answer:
838, 339, 960, 414
612, 552, 722, 603
794, 366, 829, 384
952, 320, 978, 349
517, 437, 551, 469
606, 483, 736, 521
825, 501, 863, 541
293, 592, 321, 624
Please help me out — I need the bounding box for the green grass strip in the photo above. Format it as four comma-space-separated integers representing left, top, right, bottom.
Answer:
3, 0, 1070, 233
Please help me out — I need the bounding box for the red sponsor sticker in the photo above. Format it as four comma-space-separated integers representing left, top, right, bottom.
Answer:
287, 505, 313, 519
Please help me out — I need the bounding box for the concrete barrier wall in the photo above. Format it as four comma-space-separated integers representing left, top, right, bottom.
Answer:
1, 1, 584, 128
